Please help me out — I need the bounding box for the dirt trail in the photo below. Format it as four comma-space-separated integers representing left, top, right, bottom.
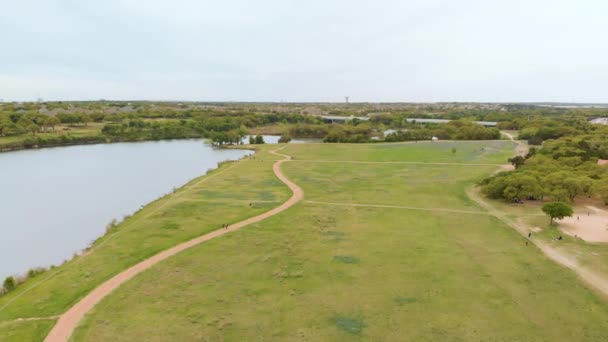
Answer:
44, 148, 303, 342
467, 186, 608, 299
305, 200, 491, 215
501, 131, 528, 157
291, 160, 504, 166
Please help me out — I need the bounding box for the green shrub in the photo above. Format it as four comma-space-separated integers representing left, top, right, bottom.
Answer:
3, 276, 16, 292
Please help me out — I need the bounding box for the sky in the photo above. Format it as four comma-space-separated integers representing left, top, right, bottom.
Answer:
1, 0, 607, 102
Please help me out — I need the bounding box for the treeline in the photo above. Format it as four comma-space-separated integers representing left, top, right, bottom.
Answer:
0, 112, 61, 136
101, 119, 204, 141
285, 123, 375, 143
0, 135, 106, 152
385, 121, 500, 142
481, 133, 608, 204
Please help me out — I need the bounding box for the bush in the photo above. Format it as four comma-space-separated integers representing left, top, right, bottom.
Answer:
3, 276, 16, 292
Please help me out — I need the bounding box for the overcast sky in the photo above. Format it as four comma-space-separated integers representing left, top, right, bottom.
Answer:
1, 0, 607, 102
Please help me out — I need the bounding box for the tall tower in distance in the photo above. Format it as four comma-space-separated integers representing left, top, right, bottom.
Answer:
345, 96, 350, 104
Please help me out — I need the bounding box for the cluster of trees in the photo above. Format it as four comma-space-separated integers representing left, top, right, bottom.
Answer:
207, 126, 249, 145
101, 119, 205, 142
481, 133, 608, 204
248, 135, 266, 144
284, 123, 374, 143
56, 112, 107, 125
516, 118, 591, 145
0, 113, 61, 136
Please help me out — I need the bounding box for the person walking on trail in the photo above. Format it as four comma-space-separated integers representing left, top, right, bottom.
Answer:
528, 232, 532, 238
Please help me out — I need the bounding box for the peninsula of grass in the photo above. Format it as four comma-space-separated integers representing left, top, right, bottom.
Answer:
62, 141, 608, 341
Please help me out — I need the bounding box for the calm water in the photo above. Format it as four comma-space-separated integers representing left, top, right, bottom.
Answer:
0, 139, 252, 278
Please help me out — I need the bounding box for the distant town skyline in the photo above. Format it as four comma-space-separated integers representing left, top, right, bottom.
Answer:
1, 0, 607, 102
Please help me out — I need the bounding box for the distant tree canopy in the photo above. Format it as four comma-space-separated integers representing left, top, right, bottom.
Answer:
3, 101, 607, 153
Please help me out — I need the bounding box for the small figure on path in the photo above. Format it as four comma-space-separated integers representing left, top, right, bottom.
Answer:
528, 232, 532, 238
558, 235, 563, 240
577, 216, 580, 220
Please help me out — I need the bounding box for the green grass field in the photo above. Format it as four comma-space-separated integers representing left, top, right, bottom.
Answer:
64, 141, 608, 341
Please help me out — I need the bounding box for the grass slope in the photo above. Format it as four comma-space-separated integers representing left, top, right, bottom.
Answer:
71, 141, 608, 341
0, 147, 289, 341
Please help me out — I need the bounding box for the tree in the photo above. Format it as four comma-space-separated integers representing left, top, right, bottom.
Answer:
16, 116, 34, 131
508, 156, 525, 169
3, 276, 16, 292
27, 123, 40, 135
237, 125, 248, 144
255, 135, 265, 144
451, 147, 457, 154
278, 133, 291, 143
44, 116, 61, 131
542, 202, 573, 225
80, 114, 91, 126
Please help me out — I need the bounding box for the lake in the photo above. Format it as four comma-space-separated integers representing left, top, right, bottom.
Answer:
0, 139, 254, 279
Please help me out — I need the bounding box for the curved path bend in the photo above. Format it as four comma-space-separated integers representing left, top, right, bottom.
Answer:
45, 148, 302, 342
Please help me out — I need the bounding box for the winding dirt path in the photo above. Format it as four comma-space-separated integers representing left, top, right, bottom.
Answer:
44, 148, 302, 342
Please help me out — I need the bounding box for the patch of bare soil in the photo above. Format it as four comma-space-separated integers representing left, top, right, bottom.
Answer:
559, 206, 608, 243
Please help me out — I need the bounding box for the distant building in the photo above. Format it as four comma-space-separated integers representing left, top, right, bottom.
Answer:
598, 159, 608, 166
405, 118, 497, 127
590, 118, 608, 125
319, 115, 370, 123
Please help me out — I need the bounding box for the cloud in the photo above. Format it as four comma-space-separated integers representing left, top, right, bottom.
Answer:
0, 0, 607, 102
